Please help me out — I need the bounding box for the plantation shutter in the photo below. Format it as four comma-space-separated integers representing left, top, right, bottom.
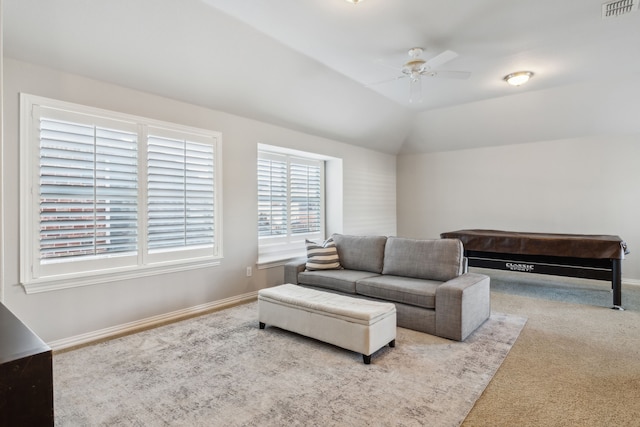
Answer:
290, 159, 322, 235
257, 154, 288, 237
147, 133, 216, 252
39, 116, 139, 262
257, 151, 323, 241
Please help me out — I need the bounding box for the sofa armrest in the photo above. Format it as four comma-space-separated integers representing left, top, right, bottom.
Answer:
435, 273, 490, 341
284, 257, 307, 284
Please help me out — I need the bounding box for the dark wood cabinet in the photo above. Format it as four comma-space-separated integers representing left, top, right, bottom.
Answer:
0, 302, 54, 426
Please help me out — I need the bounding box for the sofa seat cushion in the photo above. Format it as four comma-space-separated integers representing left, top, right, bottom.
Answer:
356, 275, 442, 309
298, 269, 381, 294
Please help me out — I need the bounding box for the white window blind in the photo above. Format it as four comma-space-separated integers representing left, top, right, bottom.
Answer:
20, 94, 222, 292
257, 156, 288, 237
258, 149, 324, 263
147, 134, 216, 252
39, 117, 139, 262
290, 161, 322, 235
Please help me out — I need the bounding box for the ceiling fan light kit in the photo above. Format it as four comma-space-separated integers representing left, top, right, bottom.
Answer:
504, 71, 534, 86
404, 48, 426, 103
409, 76, 422, 104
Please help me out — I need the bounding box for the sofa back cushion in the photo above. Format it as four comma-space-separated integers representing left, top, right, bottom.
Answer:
332, 234, 387, 274
382, 237, 464, 281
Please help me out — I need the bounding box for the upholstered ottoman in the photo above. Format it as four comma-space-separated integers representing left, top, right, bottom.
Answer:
258, 284, 396, 364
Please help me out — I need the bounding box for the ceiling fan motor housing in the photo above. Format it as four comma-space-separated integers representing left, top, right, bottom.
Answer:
402, 59, 427, 75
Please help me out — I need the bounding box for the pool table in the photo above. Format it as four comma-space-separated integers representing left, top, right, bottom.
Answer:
440, 229, 629, 309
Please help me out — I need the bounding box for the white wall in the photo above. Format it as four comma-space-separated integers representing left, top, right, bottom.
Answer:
397, 86, 640, 282
1, 58, 397, 343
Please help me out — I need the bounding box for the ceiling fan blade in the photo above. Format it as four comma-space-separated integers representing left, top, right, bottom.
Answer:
425, 50, 458, 69
422, 70, 471, 80
365, 75, 407, 87
373, 58, 403, 72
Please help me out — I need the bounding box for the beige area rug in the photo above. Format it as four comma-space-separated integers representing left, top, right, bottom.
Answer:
54, 302, 526, 426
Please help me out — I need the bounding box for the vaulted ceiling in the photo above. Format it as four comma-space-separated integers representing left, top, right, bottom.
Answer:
4, 0, 640, 154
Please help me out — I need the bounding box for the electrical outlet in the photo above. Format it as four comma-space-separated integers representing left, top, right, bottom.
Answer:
246, 266, 252, 277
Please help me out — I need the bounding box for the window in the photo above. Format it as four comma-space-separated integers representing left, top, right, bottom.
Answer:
258, 147, 324, 264
20, 94, 222, 292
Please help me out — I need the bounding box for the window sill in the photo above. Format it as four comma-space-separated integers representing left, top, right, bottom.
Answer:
21, 258, 222, 294
257, 253, 305, 270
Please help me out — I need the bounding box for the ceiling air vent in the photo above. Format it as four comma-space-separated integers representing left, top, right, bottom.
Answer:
602, 0, 638, 18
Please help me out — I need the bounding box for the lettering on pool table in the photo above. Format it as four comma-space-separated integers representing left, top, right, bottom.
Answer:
505, 262, 535, 272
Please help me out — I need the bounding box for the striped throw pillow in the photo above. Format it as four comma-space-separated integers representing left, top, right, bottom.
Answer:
305, 237, 342, 271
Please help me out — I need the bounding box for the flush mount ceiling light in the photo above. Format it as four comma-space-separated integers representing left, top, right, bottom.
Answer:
503, 71, 534, 86
345, 0, 364, 3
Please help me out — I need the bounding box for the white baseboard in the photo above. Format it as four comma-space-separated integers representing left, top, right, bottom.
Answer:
49, 291, 258, 352
624, 278, 640, 287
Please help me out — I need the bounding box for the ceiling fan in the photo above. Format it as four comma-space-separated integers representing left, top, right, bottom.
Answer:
370, 47, 471, 103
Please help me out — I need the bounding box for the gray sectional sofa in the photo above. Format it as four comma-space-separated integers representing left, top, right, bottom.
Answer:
284, 234, 491, 341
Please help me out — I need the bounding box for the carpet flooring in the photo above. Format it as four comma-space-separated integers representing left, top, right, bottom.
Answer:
463, 270, 640, 426
54, 302, 526, 426
484, 269, 640, 312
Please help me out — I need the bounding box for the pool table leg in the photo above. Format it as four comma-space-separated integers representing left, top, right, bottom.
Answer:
612, 259, 624, 310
